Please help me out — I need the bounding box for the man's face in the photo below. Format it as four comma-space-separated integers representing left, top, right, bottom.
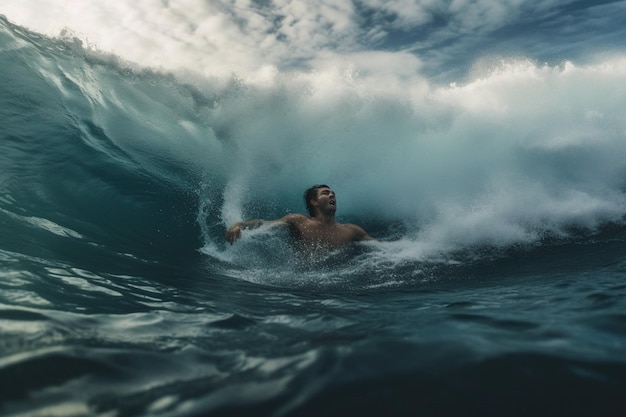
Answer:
315, 187, 336, 214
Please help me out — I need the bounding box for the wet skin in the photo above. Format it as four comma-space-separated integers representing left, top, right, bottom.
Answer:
225, 187, 374, 250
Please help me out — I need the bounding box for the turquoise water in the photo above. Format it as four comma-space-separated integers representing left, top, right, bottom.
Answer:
1, 12, 626, 416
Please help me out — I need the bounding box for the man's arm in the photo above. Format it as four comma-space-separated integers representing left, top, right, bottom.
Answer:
225, 219, 263, 244
225, 214, 307, 244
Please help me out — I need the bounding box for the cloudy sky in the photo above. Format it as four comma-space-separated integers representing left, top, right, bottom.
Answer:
2, 0, 625, 81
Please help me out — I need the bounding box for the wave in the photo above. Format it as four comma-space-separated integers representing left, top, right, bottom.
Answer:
1, 16, 626, 285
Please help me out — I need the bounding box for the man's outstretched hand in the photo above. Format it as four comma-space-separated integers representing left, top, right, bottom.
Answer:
225, 223, 242, 244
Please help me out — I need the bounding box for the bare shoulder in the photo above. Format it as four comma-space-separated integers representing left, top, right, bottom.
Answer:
278, 213, 310, 225
344, 223, 375, 241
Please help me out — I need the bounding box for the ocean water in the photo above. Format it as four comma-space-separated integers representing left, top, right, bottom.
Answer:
1, 3, 626, 416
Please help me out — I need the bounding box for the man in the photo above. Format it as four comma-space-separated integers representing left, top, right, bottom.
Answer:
226, 184, 374, 251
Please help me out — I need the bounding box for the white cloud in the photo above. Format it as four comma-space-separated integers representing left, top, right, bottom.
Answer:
358, 0, 440, 29
1, 0, 363, 78
1, 0, 624, 82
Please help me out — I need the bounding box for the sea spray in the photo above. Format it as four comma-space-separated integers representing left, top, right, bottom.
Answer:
2, 16, 625, 268
2, 12, 626, 417
200, 58, 626, 262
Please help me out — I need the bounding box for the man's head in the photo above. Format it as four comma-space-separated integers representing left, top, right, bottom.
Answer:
304, 184, 333, 216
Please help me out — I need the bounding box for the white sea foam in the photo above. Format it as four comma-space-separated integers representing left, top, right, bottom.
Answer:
194, 58, 626, 262
6, 14, 624, 264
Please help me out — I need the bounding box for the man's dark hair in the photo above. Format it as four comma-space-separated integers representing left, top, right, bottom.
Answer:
304, 184, 330, 216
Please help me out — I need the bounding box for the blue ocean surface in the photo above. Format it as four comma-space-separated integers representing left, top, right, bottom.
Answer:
1, 2, 626, 415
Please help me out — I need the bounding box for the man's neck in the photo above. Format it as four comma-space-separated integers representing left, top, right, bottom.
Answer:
312, 211, 336, 226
